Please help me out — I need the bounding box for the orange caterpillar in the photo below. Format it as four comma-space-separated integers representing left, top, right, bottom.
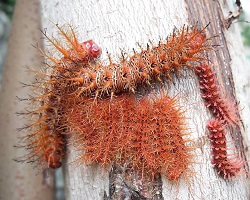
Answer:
40, 24, 212, 98
207, 119, 244, 178
16, 24, 101, 169
70, 25, 212, 97
66, 93, 195, 181
16, 89, 66, 169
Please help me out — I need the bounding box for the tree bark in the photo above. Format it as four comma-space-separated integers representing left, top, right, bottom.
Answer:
38, 0, 250, 199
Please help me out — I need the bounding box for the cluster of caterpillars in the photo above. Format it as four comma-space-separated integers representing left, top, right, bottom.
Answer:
67, 94, 193, 180
17, 22, 244, 182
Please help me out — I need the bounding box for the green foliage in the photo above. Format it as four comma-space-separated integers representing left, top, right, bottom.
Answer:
0, 0, 16, 19
241, 25, 250, 46
239, 12, 250, 46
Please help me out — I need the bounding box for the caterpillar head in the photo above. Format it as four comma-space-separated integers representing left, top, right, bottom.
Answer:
81, 40, 101, 59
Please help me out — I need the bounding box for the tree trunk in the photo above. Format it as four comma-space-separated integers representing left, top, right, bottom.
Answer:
6, 0, 249, 199
0, 0, 55, 200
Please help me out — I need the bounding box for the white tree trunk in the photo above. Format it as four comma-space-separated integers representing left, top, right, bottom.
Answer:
4, 0, 248, 199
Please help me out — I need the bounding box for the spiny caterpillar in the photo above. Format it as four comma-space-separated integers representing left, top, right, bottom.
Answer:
207, 119, 244, 178
66, 93, 195, 181
16, 24, 102, 169
42, 23, 212, 99
195, 63, 240, 125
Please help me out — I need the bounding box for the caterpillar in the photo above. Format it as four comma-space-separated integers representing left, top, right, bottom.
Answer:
195, 63, 246, 178
66, 93, 195, 181
40, 24, 213, 99
195, 63, 240, 125
16, 90, 66, 169
207, 119, 244, 178
16, 31, 102, 169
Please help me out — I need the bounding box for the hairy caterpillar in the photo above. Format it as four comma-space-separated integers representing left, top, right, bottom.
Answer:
16, 32, 102, 169
40, 24, 213, 99
195, 63, 240, 125
66, 93, 195, 181
207, 119, 244, 178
